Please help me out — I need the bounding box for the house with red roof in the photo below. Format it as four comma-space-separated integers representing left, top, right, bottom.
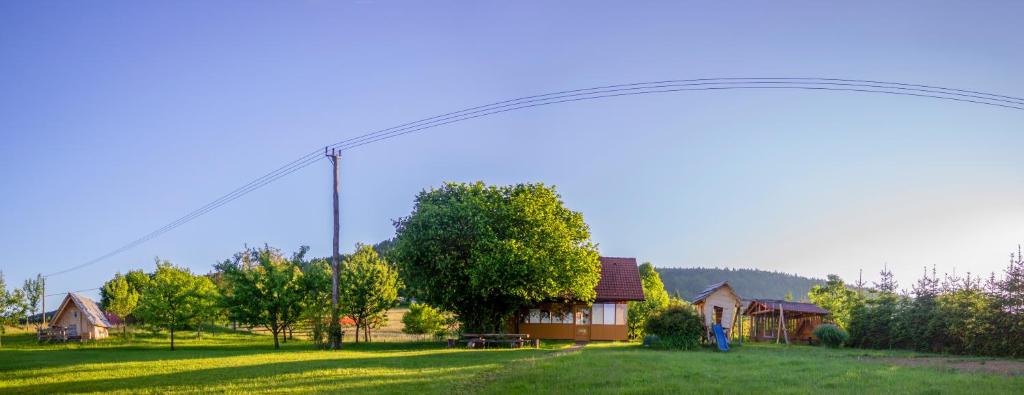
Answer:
513, 256, 644, 341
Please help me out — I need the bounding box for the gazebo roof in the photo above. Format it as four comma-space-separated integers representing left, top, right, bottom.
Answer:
744, 299, 829, 316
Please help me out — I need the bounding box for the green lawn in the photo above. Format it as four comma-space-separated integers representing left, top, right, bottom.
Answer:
2, 326, 1023, 394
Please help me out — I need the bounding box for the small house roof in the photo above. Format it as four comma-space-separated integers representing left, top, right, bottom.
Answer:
53, 293, 113, 328
691, 281, 741, 304
744, 299, 829, 316
594, 257, 645, 302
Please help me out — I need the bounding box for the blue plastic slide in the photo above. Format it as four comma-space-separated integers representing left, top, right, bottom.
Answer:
712, 324, 729, 351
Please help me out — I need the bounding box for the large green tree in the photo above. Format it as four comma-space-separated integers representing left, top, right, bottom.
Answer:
627, 262, 670, 339
220, 246, 305, 349
100, 272, 140, 335
340, 244, 400, 342
135, 261, 218, 350
392, 182, 601, 333
808, 274, 862, 329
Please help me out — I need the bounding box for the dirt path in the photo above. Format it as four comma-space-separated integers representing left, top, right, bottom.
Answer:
865, 356, 1024, 376
547, 341, 588, 356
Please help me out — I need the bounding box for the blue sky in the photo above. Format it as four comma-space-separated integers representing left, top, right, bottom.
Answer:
1, 1, 1022, 306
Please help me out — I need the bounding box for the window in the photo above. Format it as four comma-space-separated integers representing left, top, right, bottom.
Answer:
604, 304, 615, 324
577, 306, 590, 324
588, 303, 626, 325
527, 309, 540, 323
540, 310, 551, 324
552, 309, 569, 324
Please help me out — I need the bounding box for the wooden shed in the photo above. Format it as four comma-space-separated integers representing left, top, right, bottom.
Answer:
691, 282, 743, 341
515, 257, 645, 341
47, 293, 112, 340
743, 299, 829, 344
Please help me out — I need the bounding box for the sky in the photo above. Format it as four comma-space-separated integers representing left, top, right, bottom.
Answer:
1, 1, 1023, 307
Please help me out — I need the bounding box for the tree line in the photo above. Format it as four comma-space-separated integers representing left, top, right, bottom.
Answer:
658, 267, 824, 301
97, 244, 399, 350
808, 246, 1024, 357
0, 272, 44, 347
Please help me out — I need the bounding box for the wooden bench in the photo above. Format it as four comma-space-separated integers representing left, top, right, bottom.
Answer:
447, 333, 539, 349
38, 326, 75, 342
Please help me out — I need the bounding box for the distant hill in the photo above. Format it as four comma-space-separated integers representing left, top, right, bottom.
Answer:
657, 267, 824, 302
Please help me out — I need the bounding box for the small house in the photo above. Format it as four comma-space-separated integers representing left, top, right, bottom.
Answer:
514, 257, 645, 341
47, 293, 112, 340
744, 299, 829, 344
691, 282, 743, 341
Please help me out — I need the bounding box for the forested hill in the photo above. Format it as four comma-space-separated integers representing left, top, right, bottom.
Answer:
657, 267, 825, 302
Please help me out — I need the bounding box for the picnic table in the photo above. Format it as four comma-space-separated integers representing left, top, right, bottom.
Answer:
447, 333, 539, 349
37, 326, 80, 342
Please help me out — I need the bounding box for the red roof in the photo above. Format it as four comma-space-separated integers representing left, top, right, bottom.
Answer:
594, 257, 645, 302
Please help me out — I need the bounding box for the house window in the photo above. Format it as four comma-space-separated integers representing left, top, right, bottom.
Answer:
603, 304, 615, 324
540, 310, 551, 324
527, 309, 541, 323
588, 303, 627, 325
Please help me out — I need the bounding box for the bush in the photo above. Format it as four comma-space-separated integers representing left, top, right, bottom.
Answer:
643, 305, 703, 350
401, 302, 451, 338
813, 323, 848, 348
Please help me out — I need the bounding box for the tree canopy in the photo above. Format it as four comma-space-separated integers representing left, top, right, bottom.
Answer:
135, 261, 219, 350
0, 272, 28, 347
340, 244, 400, 343
391, 182, 601, 333
808, 274, 862, 329
219, 245, 306, 349
627, 262, 670, 339
101, 272, 140, 334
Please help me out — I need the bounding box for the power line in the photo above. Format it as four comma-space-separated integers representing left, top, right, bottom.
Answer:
324, 81, 1024, 153
42, 78, 1024, 278
45, 287, 101, 298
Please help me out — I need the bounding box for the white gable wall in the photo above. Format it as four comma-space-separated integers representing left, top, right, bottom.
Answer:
700, 288, 740, 329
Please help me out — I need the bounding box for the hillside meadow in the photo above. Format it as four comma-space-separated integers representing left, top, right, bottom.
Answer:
2, 321, 1024, 394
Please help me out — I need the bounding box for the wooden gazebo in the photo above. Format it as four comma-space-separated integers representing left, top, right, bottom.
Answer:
743, 300, 828, 344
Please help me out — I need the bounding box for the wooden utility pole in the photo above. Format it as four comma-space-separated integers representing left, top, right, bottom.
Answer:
326, 147, 343, 349
41, 276, 46, 327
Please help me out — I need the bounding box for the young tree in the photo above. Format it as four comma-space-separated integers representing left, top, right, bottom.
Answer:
627, 262, 670, 339
340, 244, 400, 342
190, 275, 220, 339
392, 182, 601, 333
135, 261, 218, 350
808, 274, 861, 329
402, 302, 453, 338
993, 245, 1024, 356
300, 258, 334, 347
21, 275, 43, 329
0, 272, 28, 347
848, 267, 902, 348
894, 265, 943, 351
220, 246, 305, 349
101, 272, 140, 335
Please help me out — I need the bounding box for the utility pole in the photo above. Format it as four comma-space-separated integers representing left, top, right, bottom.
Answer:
326, 147, 343, 349
41, 276, 46, 327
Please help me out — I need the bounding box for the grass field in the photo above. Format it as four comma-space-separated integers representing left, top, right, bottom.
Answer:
2, 322, 1024, 394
